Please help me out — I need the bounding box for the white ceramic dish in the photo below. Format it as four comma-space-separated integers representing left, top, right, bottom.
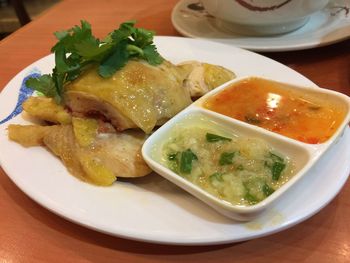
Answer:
171, 0, 350, 52
0, 37, 350, 245
200, 0, 329, 35
142, 76, 350, 221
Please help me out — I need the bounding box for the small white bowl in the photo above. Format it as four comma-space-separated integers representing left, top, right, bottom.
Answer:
142, 76, 350, 221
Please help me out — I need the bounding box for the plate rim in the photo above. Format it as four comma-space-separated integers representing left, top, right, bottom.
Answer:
0, 36, 349, 245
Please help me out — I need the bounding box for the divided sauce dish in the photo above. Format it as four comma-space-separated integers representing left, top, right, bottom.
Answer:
142, 76, 350, 221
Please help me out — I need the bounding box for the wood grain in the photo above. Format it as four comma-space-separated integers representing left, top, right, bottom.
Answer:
0, 0, 349, 262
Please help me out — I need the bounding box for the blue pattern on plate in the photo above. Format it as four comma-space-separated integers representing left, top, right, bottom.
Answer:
0, 72, 41, 125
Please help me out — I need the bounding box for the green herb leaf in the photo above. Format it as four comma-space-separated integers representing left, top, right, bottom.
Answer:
142, 44, 163, 65
51, 20, 96, 54
271, 162, 286, 181
25, 75, 60, 103
180, 149, 198, 174
262, 184, 275, 197
110, 21, 135, 43
74, 39, 111, 61
269, 152, 284, 162
99, 40, 129, 78
219, 152, 235, 165
243, 178, 266, 205
244, 192, 259, 205
27, 20, 163, 103
209, 172, 223, 182
132, 27, 155, 47
206, 133, 232, 142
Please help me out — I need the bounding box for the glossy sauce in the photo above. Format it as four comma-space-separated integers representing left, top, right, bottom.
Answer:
203, 78, 346, 144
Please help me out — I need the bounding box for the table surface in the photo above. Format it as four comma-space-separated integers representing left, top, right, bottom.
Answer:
1, 0, 350, 262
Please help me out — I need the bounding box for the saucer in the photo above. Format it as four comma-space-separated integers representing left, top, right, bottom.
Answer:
171, 0, 350, 52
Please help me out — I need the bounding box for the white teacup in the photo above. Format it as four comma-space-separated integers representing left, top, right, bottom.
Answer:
201, 0, 330, 35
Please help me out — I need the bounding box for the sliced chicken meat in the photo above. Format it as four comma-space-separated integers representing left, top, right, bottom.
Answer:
64, 60, 192, 134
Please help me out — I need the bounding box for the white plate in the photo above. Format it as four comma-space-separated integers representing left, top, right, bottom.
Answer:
171, 0, 350, 52
0, 37, 349, 245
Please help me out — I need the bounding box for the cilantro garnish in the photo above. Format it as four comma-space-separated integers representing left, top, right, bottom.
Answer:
271, 162, 286, 181
25, 20, 163, 103
209, 172, 224, 182
262, 183, 275, 197
219, 151, 235, 165
266, 152, 286, 181
180, 149, 198, 174
206, 133, 232, 142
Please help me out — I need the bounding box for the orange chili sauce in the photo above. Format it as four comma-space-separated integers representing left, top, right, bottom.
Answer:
203, 78, 346, 144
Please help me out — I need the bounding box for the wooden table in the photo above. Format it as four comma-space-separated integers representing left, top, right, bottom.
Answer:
1, 0, 349, 262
